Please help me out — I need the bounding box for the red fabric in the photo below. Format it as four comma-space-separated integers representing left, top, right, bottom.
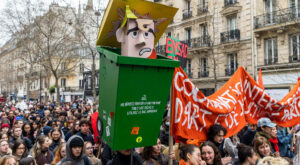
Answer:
171, 67, 300, 142
1, 123, 10, 129
258, 68, 264, 90
179, 159, 189, 165
91, 112, 99, 143
148, 49, 157, 59
269, 137, 279, 152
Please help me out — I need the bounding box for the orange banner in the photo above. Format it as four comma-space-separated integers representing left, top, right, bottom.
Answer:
171, 67, 300, 141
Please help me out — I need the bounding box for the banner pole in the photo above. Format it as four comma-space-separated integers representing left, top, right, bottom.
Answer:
168, 83, 173, 165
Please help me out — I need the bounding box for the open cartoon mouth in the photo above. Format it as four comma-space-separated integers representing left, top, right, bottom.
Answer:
139, 48, 152, 56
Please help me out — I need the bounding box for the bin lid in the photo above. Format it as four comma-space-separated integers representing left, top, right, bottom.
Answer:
97, 46, 180, 68
96, 0, 178, 48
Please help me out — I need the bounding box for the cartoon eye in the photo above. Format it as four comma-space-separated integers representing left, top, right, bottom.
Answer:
143, 32, 149, 39
131, 31, 138, 38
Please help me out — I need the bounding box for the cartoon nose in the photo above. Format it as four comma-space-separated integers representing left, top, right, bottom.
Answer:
136, 33, 145, 46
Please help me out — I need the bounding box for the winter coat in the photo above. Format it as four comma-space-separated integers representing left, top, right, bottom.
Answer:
35, 150, 53, 165
10, 136, 32, 150
240, 128, 256, 146
75, 131, 95, 145
59, 135, 92, 165
107, 152, 142, 165
277, 127, 293, 157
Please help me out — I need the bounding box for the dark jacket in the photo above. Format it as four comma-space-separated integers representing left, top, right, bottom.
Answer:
60, 135, 92, 165
101, 143, 114, 165
75, 131, 95, 145
49, 139, 61, 153
241, 128, 257, 146
107, 152, 142, 165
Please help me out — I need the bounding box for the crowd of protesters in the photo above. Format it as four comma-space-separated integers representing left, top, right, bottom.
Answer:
0, 100, 299, 165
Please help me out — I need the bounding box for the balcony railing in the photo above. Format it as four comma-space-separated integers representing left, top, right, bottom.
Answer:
183, 10, 193, 20
264, 58, 278, 65
254, 6, 300, 29
225, 67, 238, 76
220, 29, 240, 43
187, 72, 193, 78
64, 86, 82, 92
289, 55, 300, 63
198, 70, 209, 78
198, 4, 208, 15
182, 35, 211, 49
224, 0, 237, 7
154, 0, 161, 2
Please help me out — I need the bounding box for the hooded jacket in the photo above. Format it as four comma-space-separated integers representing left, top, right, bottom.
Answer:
59, 135, 92, 165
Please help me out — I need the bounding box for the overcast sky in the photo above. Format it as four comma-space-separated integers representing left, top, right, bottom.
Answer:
0, 0, 108, 46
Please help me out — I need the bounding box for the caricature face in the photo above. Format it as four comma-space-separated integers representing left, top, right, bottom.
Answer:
117, 19, 155, 58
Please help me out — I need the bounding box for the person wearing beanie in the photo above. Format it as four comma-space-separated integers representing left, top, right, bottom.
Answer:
1, 123, 10, 134
57, 135, 92, 165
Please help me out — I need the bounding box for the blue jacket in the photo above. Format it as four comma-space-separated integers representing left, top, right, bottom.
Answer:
240, 128, 256, 146
277, 127, 293, 157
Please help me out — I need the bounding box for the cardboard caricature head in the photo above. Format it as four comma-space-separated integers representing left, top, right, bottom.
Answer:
116, 18, 155, 59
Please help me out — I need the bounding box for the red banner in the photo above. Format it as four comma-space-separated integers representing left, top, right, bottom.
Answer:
171, 67, 300, 141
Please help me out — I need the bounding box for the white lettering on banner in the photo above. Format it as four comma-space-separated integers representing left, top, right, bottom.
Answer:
232, 82, 242, 96
182, 102, 191, 126
174, 71, 184, 92
175, 97, 183, 123
191, 104, 200, 130
183, 79, 195, 97
193, 88, 207, 104
215, 114, 227, 125
199, 109, 212, 132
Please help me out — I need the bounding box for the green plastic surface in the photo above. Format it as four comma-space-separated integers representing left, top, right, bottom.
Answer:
98, 46, 179, 151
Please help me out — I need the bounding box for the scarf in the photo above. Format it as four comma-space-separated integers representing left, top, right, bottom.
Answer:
269, 137, 279, 152
179, 159, 189, 165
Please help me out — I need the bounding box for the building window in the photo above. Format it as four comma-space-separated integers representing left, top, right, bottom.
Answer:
226, 53, 238, 76
227, 14, 237, 31
290, 0, 300, 18
79, 63, 84, 73
200, 23, 207, 37
167, 32, 172, 37
225, 0, 237, 6
199, 57, 209, 77
264, 0, 276, 24
186, 59, 192, 78
88, 77, 92, 89
290, 34, 300, 62
61, 78, 66, 88
185, 28, 191, 46
264, 38, 278, 65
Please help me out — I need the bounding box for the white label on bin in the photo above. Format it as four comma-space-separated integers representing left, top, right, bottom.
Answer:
106, 126, 110, 136
108, 117, 111, 126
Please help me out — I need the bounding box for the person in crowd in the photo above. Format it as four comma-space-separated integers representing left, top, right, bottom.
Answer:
107, 149, 142, 165
14, 120, 24, 129
0, 123, 10, 135
31, 135, 53, 165
22, 123, 35, 144
254, 136, 273, 159
65, 120, 80, 142
49, 128, 64, 153
19, 157, 36, 165
75, 119, 94, 145
269, 126, 280, 157
207, 124, 231, 164
0, 155, 17, 165
12, 139, 29, 162
10, 127, 32, 150
58, 135, 92, 165
52, 143, 66, 164
255, 118, 276, 152
0, 133, 9, 142
7, 111, 15, 128
223, 134, 240, 162
240, 124, 257, 146
84, 141, 101, 165
277, 126, 295, 158
233, 143, 257, 165
0, 140, 10, 157
200, 141, 223, 165
179, 144, 206, 165
142, 138, 177, 165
